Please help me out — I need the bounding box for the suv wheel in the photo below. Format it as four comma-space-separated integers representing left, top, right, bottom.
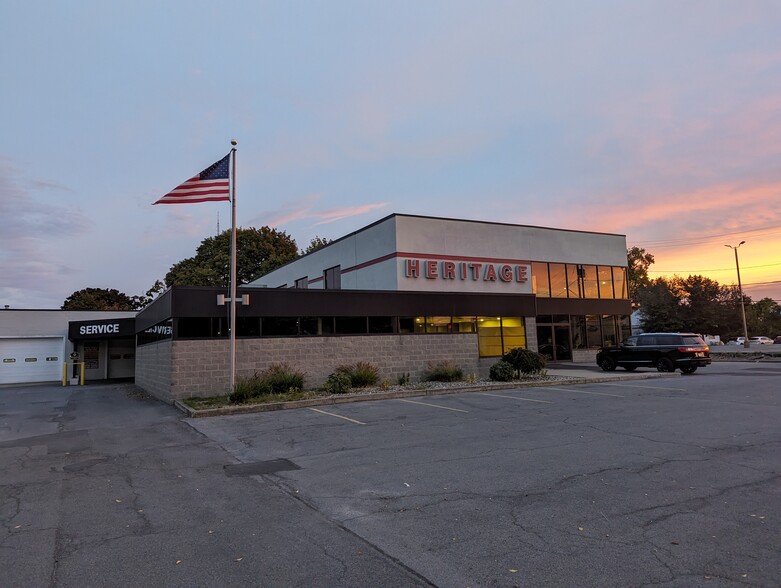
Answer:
656, 357, 675, 372
599, 356, 617, 371
680, 366, 698, 374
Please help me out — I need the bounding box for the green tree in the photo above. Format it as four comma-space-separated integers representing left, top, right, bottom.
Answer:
131, 280, 166, 308
301, 236, 332, 255
637, 278, 685, 333
627, 246, 655, 307
165, 227, 298, 287
670, 275, 724, 335
746, 297, 781, 337
62, 288, 141, 311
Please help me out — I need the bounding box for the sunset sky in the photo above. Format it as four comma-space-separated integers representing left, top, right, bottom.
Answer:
1, 1, 780, 308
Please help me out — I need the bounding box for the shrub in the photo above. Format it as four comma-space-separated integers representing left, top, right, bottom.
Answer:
397, 372, 410, 386
489, 360, 515, 382
423, 360, 463, 382
502, 348, 547, 375
323, 371, 352, 395
261, 363, 305, 394
339, 361, 379, 388
229, 371, 271, 404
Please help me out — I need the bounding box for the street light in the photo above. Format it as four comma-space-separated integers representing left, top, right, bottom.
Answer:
725, 241, 749, 348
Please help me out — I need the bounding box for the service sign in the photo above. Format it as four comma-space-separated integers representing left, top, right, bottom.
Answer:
68, 318, 136, 340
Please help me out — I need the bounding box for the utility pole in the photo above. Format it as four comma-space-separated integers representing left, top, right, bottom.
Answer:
725, 241, 750, 348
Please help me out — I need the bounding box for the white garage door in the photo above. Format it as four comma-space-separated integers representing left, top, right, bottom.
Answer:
0, 338, 64, 384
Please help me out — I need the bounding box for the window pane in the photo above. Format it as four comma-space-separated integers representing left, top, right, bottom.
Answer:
426, 316, 451, 333
619, 315, 631, 340
585, 315, 601, 348
570, 315, 587, 349
549, 263, 567, 298
237, 317, 260, 336
262, 317, 298, 336
598, 266, 614, 299
613, 267, 628, 300
398, 317, 416, 333
601, 315, 618, 346
532, 262, 550, 297
566, 265, 580, 298
335, 316, 366, 334
582, 265, 599, 299
368, 317, 394, 333
452, 316, 476, 333
501, 317, 526, 353
477, 317, 503, 357
299, 317, 321, 335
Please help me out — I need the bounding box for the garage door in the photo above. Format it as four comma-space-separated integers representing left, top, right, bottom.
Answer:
0, 338, 64, 384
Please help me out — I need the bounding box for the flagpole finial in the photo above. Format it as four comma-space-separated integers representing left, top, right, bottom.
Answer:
231, 139, 238, 146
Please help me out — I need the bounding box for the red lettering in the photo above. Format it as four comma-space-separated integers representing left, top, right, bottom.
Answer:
443, 261, 456, 279
500, 264, 513, 282
425, 260, 438, 279
469, 263, 482, 280
515, 265, 528, 283
460, 263, 467, 279
484, 264, 497, 281
405, 259, 419, 278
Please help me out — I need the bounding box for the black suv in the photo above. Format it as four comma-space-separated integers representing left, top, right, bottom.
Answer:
596, 333, 711, 374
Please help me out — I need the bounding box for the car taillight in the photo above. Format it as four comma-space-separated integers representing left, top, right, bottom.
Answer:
678, 346, 708, 352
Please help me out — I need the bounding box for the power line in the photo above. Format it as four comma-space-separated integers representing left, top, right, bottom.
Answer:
632, 223, 781, 247
648, 261, 781, 273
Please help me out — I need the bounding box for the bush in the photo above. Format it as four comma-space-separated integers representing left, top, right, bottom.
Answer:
335, 361, 379, 388
260, 363, 305, 394
502, 347, 547, 375
397, 372, 410, 386
489, 360, 515, 382
423, 360, 463, 382
229, 371, 271, 404
323, 371, 352, 395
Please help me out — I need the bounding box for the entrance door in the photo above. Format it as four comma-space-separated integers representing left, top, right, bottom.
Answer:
536, 324, 572, 361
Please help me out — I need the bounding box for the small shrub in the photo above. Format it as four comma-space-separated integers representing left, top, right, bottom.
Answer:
397, 372, 410, 386
323, 371, 352, 395
466, 372, 477, 384
502, 348, 547, 376
423, 360, 463, 382
489, 360, 515, 382
380, 379, 391, 391
262, 363, 305, 394
229, 371, 271, 404
346, 361, 379, 388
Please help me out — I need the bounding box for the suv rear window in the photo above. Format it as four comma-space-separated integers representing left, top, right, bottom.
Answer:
682, 336, 705, 346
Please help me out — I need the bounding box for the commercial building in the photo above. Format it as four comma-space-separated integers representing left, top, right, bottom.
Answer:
133, 214, 631, 402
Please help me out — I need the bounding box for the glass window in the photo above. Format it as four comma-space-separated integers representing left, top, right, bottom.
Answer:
425, 316, 451, 333
176, 317, 228, 338
585, 315, 602, 348
598, 266, 614, 299
477, 317, 503, 357
570, 315, 587, 349
335, 316, 367, 334
262, 317, 299, 336
3, 358, 16, 363
623, 336, 638, 346
601, 315, 618, 346
619, 315, 631, 340
566, 265, 580, 298
582, 265, 599, 299
532, 262, 550, 297
501, 317, 526, 353
323, 265, 341, 290
299, 317, 321, 335
237, 317, 261, 337
452, 316, 476, 333
123, 353, 135, 359
368, 317, 394, 333
549, 264, 567, 298
398, 317, 416, 333
25, 358, 38, 362
613, 267, 627, 299
46, 356, 58, 362
294, 277, 308, 289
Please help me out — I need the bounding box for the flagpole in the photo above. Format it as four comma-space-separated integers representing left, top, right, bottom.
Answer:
229, 140, 238, 391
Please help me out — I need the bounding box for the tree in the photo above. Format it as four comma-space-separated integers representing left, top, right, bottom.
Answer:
62, 288, 141, 311
670, 275, 724, 335
746, 297, 781, 337
165, 227, 298, 287
637, 278, 685, 333
131, 280, 166, 308
627, 246, 655, 306
301, 236, 332, 255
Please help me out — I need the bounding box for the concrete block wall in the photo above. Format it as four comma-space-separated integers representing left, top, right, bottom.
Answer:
144, 334, 481, 401
135, 340, 173, 401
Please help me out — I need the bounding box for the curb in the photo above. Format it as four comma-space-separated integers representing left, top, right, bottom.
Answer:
174, 372, 679, 418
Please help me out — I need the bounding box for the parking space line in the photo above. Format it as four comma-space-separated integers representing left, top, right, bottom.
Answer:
600, 383, 687, 392
479, 393, 553, 404
543, 387, 625, 398
308, 407, 366, 425
398, 399, 469, 413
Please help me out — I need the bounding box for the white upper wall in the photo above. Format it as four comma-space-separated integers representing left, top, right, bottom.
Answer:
0, 310, 138, 338
248, 214, 627, 293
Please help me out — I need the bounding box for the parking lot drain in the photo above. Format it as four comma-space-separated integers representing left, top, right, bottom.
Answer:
224, 459, 301, 477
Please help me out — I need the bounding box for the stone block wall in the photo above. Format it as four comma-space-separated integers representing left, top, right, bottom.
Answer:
141, 334, 481, 402
135, 340, 172, 401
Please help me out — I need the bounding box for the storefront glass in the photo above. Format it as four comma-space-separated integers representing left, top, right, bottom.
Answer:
532, 262, 550, 297
549, 264, 568, 298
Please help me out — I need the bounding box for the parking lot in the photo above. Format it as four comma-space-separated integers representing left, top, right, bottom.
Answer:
2, 362, 780, 587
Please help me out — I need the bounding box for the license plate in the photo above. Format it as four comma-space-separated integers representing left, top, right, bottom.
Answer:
695, 352, 704, 357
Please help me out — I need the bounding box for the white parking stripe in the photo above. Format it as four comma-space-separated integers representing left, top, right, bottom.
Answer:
399, 399, 469, 413
600, 383, 687, 392
542, 387, 625, 398
479, 393, 553, 404
308, 407, 366, 425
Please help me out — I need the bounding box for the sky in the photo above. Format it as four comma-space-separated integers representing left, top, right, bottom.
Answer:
1, 1, 780, 309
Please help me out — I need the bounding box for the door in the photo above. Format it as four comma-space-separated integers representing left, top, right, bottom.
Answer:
0, 338, 64, 384
536, 325, 572, 361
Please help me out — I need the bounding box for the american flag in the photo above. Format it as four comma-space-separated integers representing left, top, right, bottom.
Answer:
153, 153, 231, 204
